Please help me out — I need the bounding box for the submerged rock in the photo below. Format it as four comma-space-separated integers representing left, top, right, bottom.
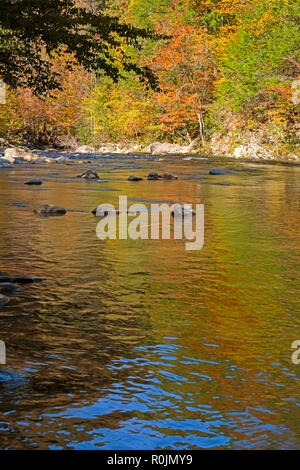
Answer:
0, 283, 17, 293
56, 156, 70, 164
171, 203, 196, 217
33, 156, 54, 164
34, 204, 67, 216
0, 159, 13, 168
147, 172, 162, 181
209, 169, 229, 175
24, 179, 42, 185
0, 294, 9, 307
162, 173, 178, 180
78, 169, 99, 179
0, 276, 45, 284
128, 175, 143, 181
92, 208, 121, 216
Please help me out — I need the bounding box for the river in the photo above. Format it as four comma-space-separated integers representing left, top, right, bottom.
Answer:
0, 151, 299, 449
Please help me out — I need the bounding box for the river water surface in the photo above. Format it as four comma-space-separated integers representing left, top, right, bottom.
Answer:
0, 152, 299, 449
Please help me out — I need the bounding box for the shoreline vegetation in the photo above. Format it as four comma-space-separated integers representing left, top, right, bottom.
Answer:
0, 1, 299, 162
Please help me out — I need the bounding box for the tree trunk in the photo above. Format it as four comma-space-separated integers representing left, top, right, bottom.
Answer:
197, 112, 205, 145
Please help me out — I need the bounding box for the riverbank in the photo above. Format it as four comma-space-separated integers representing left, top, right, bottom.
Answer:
1, 141, 299, 167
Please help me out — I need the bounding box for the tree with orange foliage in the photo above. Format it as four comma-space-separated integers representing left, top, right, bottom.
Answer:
152, 14, 215, 144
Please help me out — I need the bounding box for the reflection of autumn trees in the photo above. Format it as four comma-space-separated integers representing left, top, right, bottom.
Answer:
0, 160, 300, 448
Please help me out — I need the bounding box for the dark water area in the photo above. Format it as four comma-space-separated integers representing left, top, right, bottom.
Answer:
0, 151, 299, 449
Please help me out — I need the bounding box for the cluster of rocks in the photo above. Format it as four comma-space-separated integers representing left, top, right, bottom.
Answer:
147, 142, 196, 155
128, 168, 235, 180
30, 168, 101, 217
209, 130, 299, 161
233, 143, 274, 160
0, 141, 199, 168
127, 172, 178, 181
29, 167, 231, 219
147, 172, 178, 180
74, 141, 197, 156
0, 147, 76, 166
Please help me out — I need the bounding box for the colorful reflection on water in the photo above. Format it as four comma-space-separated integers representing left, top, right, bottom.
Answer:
0, 153, 299, 449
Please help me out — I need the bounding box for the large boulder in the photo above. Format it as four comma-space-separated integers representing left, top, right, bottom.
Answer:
75, 145, 95, 154
150, 142, 182, 154
4, 147, 38, 162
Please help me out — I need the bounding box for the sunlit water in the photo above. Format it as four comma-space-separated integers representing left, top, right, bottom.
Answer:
0, 151, 299, 449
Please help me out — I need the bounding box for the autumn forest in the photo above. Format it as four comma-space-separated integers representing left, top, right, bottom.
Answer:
0, 0, 299, 159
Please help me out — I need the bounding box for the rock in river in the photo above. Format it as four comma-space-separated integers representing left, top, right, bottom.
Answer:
163, 173, 178, 180
34, 156, 54, 164
147, 172, 162, 181
147, 172, 178, 181
0, 294, 9, 307
4, 147, 38, 162
24, 179, 42, 185
0, 159, 13, 168
34, 204, 67, 216
128, 175, 143, 181
171, 203, 196, 217
209, 169, 229, 175
92, 208, 121, 216
77, 169, 99, 179
56, 156, 70, 164
0, 283, 18, 293
0, 276, 45, 284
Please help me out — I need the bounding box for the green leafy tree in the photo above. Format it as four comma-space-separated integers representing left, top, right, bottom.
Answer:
0, 0, 158, 95
216, 0, 300, 111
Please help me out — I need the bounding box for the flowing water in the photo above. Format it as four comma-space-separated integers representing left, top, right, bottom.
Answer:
0, 152, 299, 450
